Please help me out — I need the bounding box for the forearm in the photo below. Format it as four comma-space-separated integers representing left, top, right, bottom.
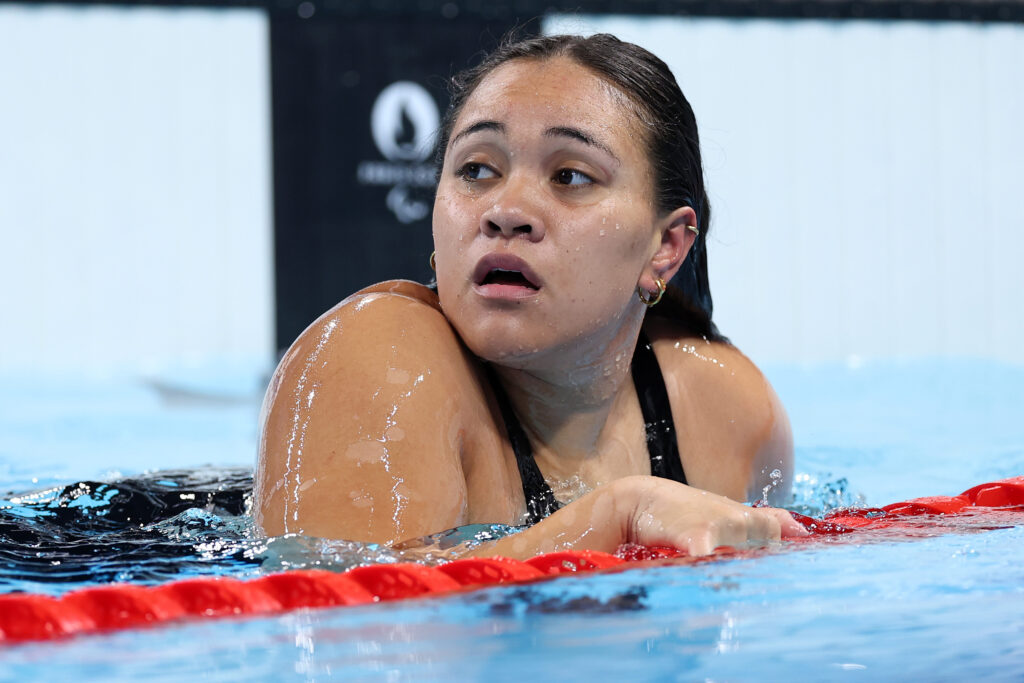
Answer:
459, 475, 807, 560
464, 478, 638, 560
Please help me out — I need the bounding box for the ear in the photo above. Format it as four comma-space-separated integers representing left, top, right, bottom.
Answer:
640, 206, 698, 290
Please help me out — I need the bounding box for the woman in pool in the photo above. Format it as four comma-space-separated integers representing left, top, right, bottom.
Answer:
255, 33, 807, 557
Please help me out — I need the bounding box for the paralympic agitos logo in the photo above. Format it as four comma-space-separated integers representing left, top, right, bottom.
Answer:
356, 81, 439, 224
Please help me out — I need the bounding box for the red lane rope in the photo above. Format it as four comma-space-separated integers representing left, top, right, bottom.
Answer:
3, 476, 1024, 644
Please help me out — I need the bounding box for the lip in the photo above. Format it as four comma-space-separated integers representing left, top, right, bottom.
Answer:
471, 253, 543, 300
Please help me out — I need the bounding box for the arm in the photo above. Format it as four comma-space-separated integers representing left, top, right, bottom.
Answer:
472, 476, 806, 560
255, 286, 803, 556
745, 376, 794, 505
645, 319, 796, 505
254, 287, 476, 543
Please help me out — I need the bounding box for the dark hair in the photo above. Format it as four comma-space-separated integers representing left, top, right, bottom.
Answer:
436, 33, 726, 342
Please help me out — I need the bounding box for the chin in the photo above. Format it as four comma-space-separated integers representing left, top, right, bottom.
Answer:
440, 286, 634, 368
455, 320, 551, 367
462, 317, 624, 375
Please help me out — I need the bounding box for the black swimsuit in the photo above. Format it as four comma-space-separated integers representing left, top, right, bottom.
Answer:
485, 331, 688, 525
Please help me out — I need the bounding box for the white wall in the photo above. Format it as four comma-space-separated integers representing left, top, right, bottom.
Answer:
0, 5, 273, 375
1, 9, 1019, 373
546, 15, 1024, 365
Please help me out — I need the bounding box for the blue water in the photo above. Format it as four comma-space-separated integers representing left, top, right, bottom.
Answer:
2, 358, 1024, 680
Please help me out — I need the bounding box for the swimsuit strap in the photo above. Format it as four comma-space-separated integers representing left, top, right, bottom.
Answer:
484, 363, 560, 524
487, 330, 687, 526
631, 330, 688, 486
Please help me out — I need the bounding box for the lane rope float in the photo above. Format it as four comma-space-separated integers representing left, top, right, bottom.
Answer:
2, 476, 1023, 644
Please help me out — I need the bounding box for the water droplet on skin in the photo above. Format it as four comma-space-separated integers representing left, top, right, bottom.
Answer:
281, 317, 342, 532
599, 229, 606, 236
349, 489, 373, 509
346, 440, 387, 464
386, 367, 410, 384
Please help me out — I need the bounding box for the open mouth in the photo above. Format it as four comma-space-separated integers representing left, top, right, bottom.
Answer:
481, 268, 539, 290
472, 254, 543, 295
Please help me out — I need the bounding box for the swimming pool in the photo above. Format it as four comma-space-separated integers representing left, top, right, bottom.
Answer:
2, 358, 1023, 680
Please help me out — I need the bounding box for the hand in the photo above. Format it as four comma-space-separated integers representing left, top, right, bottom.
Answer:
618, 475, 808, 556
473, 474, 808, 560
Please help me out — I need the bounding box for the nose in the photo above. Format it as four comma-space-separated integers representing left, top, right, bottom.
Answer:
479, 176, 546, 242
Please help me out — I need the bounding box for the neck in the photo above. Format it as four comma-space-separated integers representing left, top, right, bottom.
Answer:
490, 310, 645, 470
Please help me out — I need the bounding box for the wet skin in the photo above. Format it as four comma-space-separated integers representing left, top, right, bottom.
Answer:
254, 58, 804, 557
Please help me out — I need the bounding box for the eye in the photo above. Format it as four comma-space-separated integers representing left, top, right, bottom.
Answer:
455, 162, 498, 182
553, 168, 594, 187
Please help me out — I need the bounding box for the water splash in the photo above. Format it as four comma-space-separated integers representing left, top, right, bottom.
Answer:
755, 468, 784, 506
785, 471, 866, 517
1, 467, 511, 595
0, 467, 259, 595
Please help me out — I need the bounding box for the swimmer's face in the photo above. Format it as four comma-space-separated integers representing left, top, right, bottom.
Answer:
432, 57, 695, 367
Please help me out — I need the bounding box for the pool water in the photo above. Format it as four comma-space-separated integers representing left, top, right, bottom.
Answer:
2, 358, 1023, 680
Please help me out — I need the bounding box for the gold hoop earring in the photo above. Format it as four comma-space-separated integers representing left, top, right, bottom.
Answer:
637, 276, 666, 308
687, 225, 700, 236
429, 251, 436, 271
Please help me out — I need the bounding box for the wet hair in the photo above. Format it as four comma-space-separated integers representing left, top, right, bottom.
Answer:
436, 32, 726, 343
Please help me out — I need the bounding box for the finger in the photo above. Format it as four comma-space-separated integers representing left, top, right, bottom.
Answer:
708, 508, 762, 550
747, 508, 782, 543
685, 527, 716, 557
715, 509, 747, 547
769, 508, 810, 537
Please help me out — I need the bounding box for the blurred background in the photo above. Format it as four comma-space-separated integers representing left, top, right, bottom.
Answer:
1, 1, 1022, 494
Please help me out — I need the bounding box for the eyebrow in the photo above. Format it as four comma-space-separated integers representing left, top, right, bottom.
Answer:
450, 120, 505, 146
544, 126, 619, 164
450, 120, 620, 164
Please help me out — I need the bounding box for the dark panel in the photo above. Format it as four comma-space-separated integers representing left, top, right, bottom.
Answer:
19, 1, 1024, 24
270, 12, 539, 349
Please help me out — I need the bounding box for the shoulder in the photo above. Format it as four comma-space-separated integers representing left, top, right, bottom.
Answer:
255, 280, 493, 540
265, 280, 488, 427
644, 316, 766, 406
307, 279, 448, 340
643, 316, 793, 504
275, 281, 459, 373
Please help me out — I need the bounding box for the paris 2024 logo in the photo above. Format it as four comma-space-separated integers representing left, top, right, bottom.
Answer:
356, 81, 439, 224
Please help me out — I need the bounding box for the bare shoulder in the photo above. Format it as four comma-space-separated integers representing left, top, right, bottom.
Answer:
254, 280, 486, 542
352, 279, 447, 309
283, 279, 456, 365
263, 281, 470, 411
643, 316, 794, 504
